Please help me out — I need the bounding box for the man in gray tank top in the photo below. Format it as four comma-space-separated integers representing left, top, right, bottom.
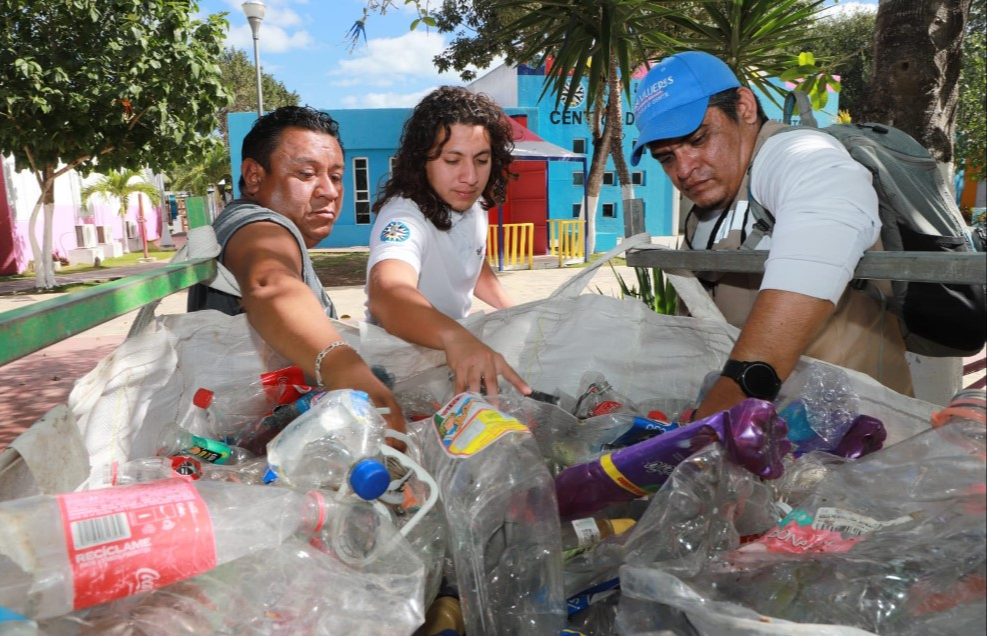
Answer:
187, 106, 405, 437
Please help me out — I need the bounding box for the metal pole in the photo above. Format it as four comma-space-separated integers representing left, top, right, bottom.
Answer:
251, 34, 263, 117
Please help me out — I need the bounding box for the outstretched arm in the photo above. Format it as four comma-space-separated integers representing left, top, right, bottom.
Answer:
693, 289, 834, 419
473, 260, 515, 310
367, 258, 530, 397
223, 222, 406, 437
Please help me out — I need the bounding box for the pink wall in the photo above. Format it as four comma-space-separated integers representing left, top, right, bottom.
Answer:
8, 202, 163, 274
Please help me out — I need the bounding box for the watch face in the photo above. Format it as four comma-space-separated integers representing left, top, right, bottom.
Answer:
743, 362, 781, 397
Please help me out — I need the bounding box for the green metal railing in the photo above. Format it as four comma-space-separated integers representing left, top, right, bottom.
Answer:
0, 259, 216, 367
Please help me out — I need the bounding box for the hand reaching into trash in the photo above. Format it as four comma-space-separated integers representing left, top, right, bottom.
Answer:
441, 330, 531, 398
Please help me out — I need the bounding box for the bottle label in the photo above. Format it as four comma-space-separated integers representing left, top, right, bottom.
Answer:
570, 517, 603, 548
184, 435, 232, 464
599, 453, 648, 497
433, 394, 528, 456
754, 506, 913, 554
57, 481, 217, 610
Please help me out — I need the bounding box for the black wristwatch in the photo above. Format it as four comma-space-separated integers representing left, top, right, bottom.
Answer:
721, 359, 782, 401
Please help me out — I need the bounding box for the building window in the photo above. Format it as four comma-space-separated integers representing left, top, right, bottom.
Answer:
602, 202, 616, 218
572, 138, 587, 154
572, 203, 582, 218
572, 171, 584, 186
353, 157, 371, 225
632, 171, 645, 186
603, 171, 616, 186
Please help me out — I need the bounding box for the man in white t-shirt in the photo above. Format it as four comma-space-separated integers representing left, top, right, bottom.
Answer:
366, 87, 529, 398
630, 52, 912, 419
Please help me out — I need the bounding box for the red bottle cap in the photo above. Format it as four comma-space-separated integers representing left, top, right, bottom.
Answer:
193, 388, 214, 409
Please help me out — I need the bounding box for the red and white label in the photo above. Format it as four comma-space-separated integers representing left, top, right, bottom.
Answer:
57, 481, 217, 610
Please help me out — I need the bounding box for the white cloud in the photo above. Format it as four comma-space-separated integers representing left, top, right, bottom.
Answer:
331, 31, 449, 84
227, 22, 315, 53
820, 1, 878, 20
340, 87, 439, 109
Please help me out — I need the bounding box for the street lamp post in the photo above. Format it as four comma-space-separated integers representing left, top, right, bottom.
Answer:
242, 0, 266, 118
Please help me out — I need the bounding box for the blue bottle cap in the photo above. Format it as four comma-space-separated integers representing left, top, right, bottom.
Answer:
262, 466, 279, 484
349, 458, 391, 500
0, 606, 32, 622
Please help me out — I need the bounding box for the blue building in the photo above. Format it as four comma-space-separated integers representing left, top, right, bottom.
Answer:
228, 64, 838, 252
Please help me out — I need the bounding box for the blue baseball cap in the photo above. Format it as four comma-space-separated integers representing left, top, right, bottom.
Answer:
630, 52, 741, 166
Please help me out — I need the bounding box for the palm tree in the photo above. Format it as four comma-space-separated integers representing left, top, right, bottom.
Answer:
81, 169, 162, 254
169, 143, 232, 210
434, 0, 831, 252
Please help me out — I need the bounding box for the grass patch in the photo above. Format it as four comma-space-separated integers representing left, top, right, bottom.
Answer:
309, 251, 370, 287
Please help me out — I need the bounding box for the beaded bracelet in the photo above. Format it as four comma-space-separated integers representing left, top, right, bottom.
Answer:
314, 340, 352, 387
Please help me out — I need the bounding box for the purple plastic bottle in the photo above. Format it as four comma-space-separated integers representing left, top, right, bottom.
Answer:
554, 399, 791, 519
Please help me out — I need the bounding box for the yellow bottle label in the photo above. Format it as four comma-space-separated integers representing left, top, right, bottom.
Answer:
434, 394, 529, 456
600, 453, 647, 497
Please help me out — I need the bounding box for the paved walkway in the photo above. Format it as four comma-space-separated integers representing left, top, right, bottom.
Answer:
0, 259, 637, 451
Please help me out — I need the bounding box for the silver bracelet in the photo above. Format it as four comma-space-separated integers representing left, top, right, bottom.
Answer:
314, 340, 352, 387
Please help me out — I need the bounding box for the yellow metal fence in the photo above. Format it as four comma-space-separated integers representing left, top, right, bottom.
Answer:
548, 219, 585, 267
487, 223, 534, 270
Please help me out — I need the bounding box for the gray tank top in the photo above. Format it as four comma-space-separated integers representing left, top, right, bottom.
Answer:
186, 199, 335, 318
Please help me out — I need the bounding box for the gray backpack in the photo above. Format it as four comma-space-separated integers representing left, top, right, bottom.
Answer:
748, 92, 986, 357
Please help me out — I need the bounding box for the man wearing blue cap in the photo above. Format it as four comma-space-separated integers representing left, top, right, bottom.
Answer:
631, 51, 913, 419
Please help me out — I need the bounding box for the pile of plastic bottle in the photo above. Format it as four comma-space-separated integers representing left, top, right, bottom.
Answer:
1, 361, 984, 636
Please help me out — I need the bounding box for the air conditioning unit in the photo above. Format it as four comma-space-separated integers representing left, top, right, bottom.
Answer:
75, 224, 97, 248
96, 225, 113, 244
126, 221, 139, 239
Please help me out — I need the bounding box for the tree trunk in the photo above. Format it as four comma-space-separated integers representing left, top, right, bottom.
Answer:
584, 92, 612, 255
857, 0, 971, 164
28, 165, 57, 289
606, 62, 636, 230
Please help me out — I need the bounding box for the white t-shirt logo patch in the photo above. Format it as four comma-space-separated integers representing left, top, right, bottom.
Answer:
380, 220, 410, 242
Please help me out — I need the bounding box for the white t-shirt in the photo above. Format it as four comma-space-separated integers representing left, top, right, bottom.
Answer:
366, 196, 488, 320
691, 128, 880, 304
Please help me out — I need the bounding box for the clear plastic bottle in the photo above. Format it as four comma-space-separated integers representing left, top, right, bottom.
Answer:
229, 390, 325, 456
573, 374, 639, 419
0, 480, 328, 619
104, 455, 271, 487
155, 420, 241, 465
931, 388, 986, 427
554, 398, 791, 519
265, 389, 391, 500
183, 365, 311, 441
412, 392, 566, 635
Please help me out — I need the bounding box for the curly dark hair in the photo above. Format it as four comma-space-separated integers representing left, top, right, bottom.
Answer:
238, 105, 344, 191
373, 86, 515, 231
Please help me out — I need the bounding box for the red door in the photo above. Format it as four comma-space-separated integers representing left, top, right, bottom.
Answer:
504, 160, 548, 254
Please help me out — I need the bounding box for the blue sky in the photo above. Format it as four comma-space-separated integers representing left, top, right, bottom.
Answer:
196, 0, 878, 111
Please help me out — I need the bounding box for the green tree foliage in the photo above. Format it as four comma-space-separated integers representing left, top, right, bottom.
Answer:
0, 0, 231, 288
956, 0, 986, 174
795, 6, 875, 117
169, 144, 232, 197
215, 47, 300, 147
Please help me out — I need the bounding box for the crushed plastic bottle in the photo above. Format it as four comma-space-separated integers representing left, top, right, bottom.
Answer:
411, 393, 567, 635
40, 534, 427, 636
555, 398, 791, 519
0, 480, 328, 619
265, 389, 391, 500
636, 412, 987, 634
776, 363, 860, 455
573, 374, 639, 419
